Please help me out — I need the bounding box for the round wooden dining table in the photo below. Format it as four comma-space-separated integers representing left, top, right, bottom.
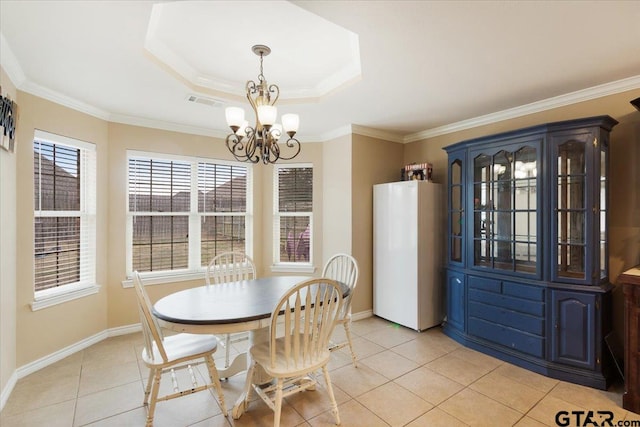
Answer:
152, 275, 347, 419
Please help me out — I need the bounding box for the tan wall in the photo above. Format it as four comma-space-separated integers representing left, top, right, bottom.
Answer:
1, 67, 18, 397
322, 134, 352, 261
351, 134, 404, 315
15, 92, 109, 366
404, 88, 640, 339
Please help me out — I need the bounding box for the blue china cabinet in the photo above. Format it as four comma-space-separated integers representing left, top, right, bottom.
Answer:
443, 116, 617, 389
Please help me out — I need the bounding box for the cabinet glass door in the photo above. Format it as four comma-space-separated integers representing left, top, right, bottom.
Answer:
599, 140, 608, 280
556, 140, 586, 280
449, 158, 464, 263
472, 146, 538, 274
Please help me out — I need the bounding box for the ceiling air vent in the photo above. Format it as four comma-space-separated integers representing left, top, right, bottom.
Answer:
185, 94, 225, 108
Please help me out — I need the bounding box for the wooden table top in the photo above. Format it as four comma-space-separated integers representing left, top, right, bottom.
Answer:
153, 276, 346, 326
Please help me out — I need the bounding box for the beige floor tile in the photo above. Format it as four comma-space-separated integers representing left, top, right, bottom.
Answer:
189, 413, 234, 426
390, 337, 449, 365
414, 327, 462, 353
426, 353, 494, 386
78, 359, 141, 396
81, 341, 138, 370
359, 349, 420, 379
349, 316, 391, 336
394, 366, 464, 405
439, 388, 522, 426
361, 323, 419, 349
307, 399, 388, 427
73, 381, 145, 426
493, 363, 559, 393
1, 373, 80, 417
0, 400, 75, 427
83, 407, 149, 426
285, 378, 351, 420
357, 382, 432, 426
514, 416, 549, 427
448, 347, 504, 370
150, 390, 226, 427
549, 381, 627, 420
526, 395, 588, 426
340, 336, 386, 360
405, 407, 469, 427
329, 363, 389, 398
230, 397, 304, 427
469, 370, 544, 413
626, 410, 640, 421
327, 347, 355, 371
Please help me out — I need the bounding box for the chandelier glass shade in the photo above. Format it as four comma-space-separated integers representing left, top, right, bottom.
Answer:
224, 45, 301, 164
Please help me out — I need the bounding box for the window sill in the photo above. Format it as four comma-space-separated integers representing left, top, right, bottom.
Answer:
121, 271, 205, 288
270, 264, 316, 274
31, 283, 101, 311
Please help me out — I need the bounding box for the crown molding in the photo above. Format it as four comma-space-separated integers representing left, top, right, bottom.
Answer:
0, 33, 27, 87
351, 125, 404, 143
109, 113, 228, 139
21, 80, 111, 121
404, 75, 640, 143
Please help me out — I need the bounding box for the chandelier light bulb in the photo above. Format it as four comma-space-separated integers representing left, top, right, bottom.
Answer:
282, 114, 299, 135
257, 105, 277, 127
225, 107, 245, 130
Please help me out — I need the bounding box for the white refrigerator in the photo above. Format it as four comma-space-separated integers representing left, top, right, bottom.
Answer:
373, 180, 443, 331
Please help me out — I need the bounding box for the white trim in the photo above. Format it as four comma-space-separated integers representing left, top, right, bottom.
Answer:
34, 129, 96, 152
108, 323, 142, 337
16, 330, 107, 379
270, 264, 316, 274
31, 284, 101, 311
351, 125, 404, 143
351, 309, 373, 322
317, 124, 353, 142
404, 75, 640, 143
20, 80, 111, 121
122, 271, 205, 288
110, 113, 228, 139
0, 33, 26, 87
0, 370, 18, 412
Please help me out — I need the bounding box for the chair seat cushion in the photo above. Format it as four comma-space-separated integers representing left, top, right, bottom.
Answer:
143, 333, 218, 366
250, 336, 331, 377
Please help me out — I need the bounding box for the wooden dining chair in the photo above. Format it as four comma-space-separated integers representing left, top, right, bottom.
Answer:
205, 251, 256, 369
242, 278, 344, 427
323, 253, 360, 367
132, 272, 228, 426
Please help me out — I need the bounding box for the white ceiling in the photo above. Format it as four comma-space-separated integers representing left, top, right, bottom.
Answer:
1, 0, 639, 143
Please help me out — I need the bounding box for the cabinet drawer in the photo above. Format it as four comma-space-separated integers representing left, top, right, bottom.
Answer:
503, 281, 545, 302
469, 301, 544, 336
469, 288, 544, 317
468, 276, 501, 293
469, 318, 544, 358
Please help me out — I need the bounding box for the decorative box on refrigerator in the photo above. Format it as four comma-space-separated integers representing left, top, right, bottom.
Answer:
373, 180, 443, 331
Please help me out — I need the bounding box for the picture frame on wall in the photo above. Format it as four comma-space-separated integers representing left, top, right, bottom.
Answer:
0, 86, 18, 153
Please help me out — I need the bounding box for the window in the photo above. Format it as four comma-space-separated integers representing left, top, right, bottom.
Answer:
274, 164, 313, 266
127, 152, 251, 278
33, 130, 97, 300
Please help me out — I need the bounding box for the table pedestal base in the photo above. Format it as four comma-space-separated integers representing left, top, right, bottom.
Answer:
232, 326, 271, 419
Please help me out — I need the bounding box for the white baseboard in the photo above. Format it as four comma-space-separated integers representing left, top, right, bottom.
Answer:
0, 370, 18, 412
352, 309, 373, 322
1, 322, 142, 413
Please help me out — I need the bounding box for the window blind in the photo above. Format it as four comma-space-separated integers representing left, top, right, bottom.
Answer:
275, 166, 313, 263
34, 133, 96, 292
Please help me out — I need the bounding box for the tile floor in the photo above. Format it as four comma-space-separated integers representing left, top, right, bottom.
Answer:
2, 316, 639, 426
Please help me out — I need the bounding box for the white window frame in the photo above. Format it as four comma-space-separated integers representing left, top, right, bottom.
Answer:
124, 150, 253, 286
32, 130, 99, 311
272, 163, 314, 273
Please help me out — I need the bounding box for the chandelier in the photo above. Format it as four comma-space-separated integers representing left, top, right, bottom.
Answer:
224, 45, 301, 164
